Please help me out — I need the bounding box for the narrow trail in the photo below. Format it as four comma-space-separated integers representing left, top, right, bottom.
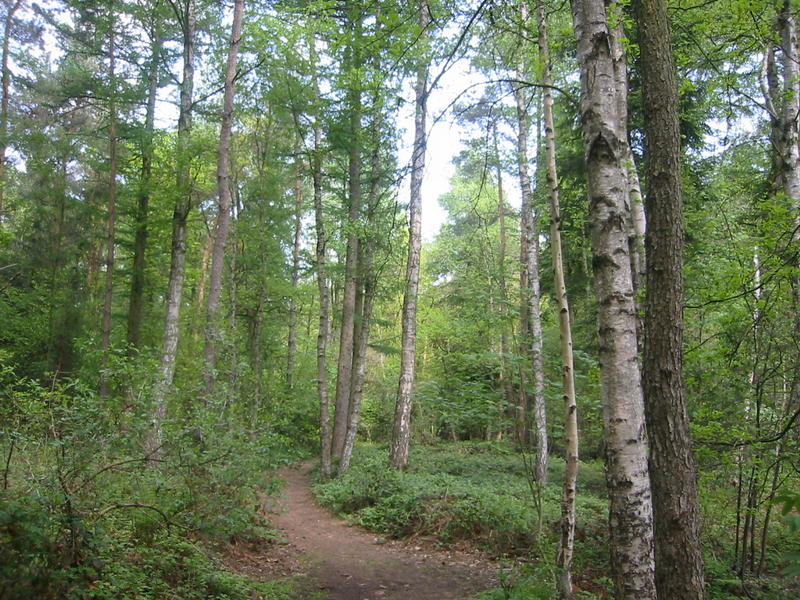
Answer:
265, 462, 499, 600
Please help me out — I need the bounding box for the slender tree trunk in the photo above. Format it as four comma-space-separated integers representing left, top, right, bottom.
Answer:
535, 1, 578, 596
570, 1, 656, 597
391, 0, 429, 470
145, 0, 196, 461
340, 240, 376, 474
332, 16, 364, 462
99, 12, 118, 400
341, 102, 383, 474
493, 124, 513, 441
287, 143, 303, 390
0, 0, 20, 222
766, 1, 800, 416
313, 117, 332, 478
633, 1, 706, 597
528, 129, 548, 483
204, 0, 244, 397
512, 6, 547, 469
127, 19, 161, 350
193, 229, 213, 344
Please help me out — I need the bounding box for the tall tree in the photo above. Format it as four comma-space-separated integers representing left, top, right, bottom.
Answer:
633, 0, 706, 598
390, 0, 430, 469
99, 5, 118, 400
286, 141, 303, 390
146, 0, 196, 459
534, 0, 578, 595
570, 0, 656, 597
332, 7, 364, 463
204, 0, 245, 396
0, 0, 21, 222
127, 9, 162, 350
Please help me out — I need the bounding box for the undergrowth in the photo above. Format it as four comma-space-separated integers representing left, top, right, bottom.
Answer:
313, 443, 800, 600
313, 442, 610, 597
0, 367, 312, 600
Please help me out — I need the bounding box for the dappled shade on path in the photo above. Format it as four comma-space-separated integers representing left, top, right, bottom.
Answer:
266, 462, 499, 600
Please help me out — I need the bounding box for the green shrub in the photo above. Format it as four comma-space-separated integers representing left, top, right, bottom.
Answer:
313, 443, 608, 558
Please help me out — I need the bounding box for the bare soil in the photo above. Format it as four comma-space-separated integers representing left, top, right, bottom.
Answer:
260, 461, 500, 600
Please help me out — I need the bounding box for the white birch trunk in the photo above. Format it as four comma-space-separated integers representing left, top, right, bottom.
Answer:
535, 1, 578, 596
391, 0, 429, 469
145, 0, 196, 461
570, 1, 656, 597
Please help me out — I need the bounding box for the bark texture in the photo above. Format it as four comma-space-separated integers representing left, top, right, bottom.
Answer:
204, 0, 244, 396
145, 0, 195, 460
570, 1, 656, 597
633, 0, 706, 598
391, 0, 429, 470
536, 1, 578, 596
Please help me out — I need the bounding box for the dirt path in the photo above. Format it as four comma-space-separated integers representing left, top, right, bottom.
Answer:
264, 462, 499, 600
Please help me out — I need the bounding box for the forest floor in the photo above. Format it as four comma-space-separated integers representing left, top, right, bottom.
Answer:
245, 460, 501, 600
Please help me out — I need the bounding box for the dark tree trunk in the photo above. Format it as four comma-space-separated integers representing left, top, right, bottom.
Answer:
99, 11, 118, 400
286, 143, 303, 390
633, 1, 706, 597
127, 19, 161, 350
332, 14, 364, 463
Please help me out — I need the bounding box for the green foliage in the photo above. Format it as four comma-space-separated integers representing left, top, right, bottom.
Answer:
0, 366, 307, 600
314, 443, 608, 558
775, 491, 800, 576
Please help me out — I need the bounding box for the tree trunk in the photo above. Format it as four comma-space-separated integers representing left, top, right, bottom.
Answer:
570, 1, 656, 597
765, 1, 800, 415
204, 0, 244, 397
390, 0, 429, 470
286, 142, 303, 390
633, 1, 706, 598
0, 0, 20, 222
99, 12, 118, 400
145, 0, 195, 461
313, 129, 332, 477
493, 124, 513, 442
528, 129, 548, 483
340, 239, 376, 474
332, 15, 364, 463
535, 1, 578, 596
127, 19, 161, 350
341, 99, 383, 474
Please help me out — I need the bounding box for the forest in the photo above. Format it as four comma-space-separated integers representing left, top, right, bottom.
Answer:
0, 0, 799, 599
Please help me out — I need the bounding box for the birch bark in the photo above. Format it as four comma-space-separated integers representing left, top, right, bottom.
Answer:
570, 1, 656, 597
390, 0, 429, 469
535, 1, 578, 596
145, 0, 196, 461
